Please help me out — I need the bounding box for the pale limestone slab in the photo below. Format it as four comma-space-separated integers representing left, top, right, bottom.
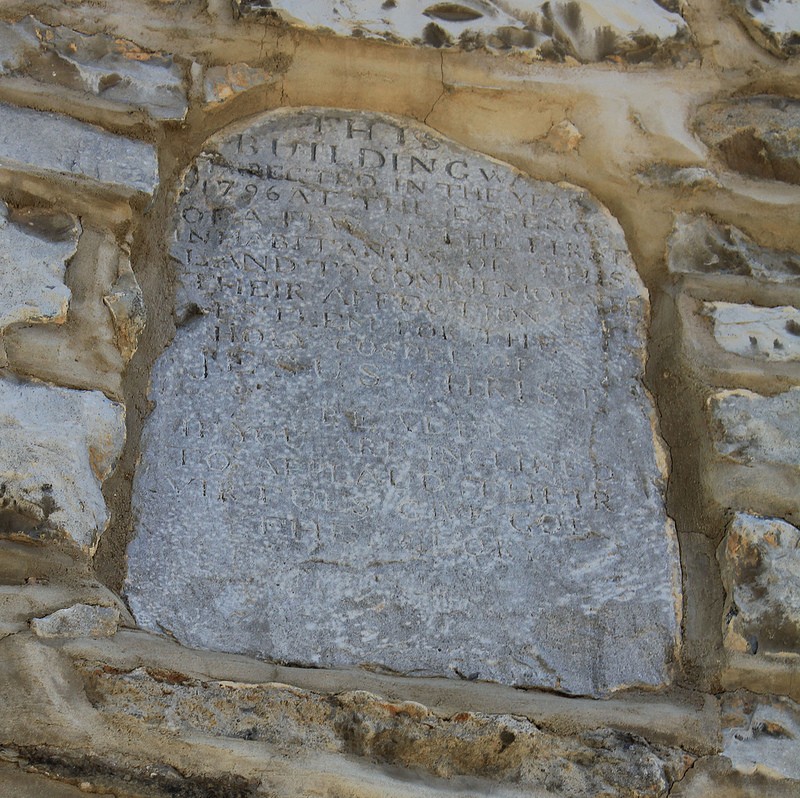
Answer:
705, 302, 800, 362
233, 0, 689, 62
0, 201, 79, 333
0, 375, 125, 550
30, 604, 120, 639
729, 0, 800, 56
637, 165, 722, 191
667, 214, 800, 282
722, 694, 800, 782
718, 513, 800, 655
0, 102, 158, 195
0, 16, 187, 120
126, 109, 680, 697
709, 388, 800, 468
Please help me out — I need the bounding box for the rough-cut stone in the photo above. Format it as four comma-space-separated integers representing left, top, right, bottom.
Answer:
708, 388, 800, 468
30, 604, 120, 639
4, 229, 142, 399
0, 201, 79, 335
0, 102, 158, 196
705, 302, 800, 362
729, 0, 800, 57
0, 375, 125, 549
81, 664, 694, 797
637, 165, 722, 191
203, 63, 276, 105
0, 577, 132, 632
232, 0, 689, 62
103, 254, 146, 364
694, 97, 800, 185
126, 109, 680, 697
667, 214, 800, 282
718, 513, 800, 655
722, 694, 800, 782
0, 17, 187, 120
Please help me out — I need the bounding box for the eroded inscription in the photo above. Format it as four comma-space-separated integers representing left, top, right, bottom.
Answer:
126, 110, 681, 696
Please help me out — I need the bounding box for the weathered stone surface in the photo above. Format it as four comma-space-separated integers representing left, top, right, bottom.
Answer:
0, 375, 125, 549
4, 228, 142, 398
729, 0, 800, 57
30, 604, 120, 639
543, 119, 583, 153
203, 63, 276, 105
126, 109, 680, 697
103, 254, 146, 364
718, 513, 800, 656
0, 201, 79, 336
0, 102, 158, 195
705, 302, 800, 362
667, 214, 800, 282
708, 388, 800, 468
0, 579, 132, 633
81, 664, 694, 797
0, 16, 187, 120
695, 97, 800, 185
722, 694, 800, 782
637, 164, 723, 191
232, 0, 689, 62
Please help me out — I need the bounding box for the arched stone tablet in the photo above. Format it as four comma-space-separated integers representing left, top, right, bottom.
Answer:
125, 109, 681, 697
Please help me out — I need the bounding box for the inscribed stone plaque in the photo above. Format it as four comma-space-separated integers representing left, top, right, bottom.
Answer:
126, 109, 681, 696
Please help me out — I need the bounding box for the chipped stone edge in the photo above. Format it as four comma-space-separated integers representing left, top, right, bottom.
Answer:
582, 194, 684, 678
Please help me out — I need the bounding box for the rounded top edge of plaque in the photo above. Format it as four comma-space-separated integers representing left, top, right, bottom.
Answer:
193, 106, 584, 193
193, 109, 624, 218
181, 105, 647, 293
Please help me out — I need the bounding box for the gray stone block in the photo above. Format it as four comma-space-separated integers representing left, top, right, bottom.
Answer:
709, 388, 800, 468
718, 513, 800, 656
667, 214, 800, 282
126, 109, 681, 697
30, 603, 120, 639
695, 97, 800, 185
705, 302, 800, 363
3, 228, 143, 399
0, 16, 187, 120
0, 102, 158, 195
0, 201, 79, 335
722, 693, 800, 782
0, 375, 125, 549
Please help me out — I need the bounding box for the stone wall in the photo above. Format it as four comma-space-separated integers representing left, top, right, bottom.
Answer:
0, 1, 798, 796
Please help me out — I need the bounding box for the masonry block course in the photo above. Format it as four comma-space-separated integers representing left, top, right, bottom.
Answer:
0, 0, 797, 794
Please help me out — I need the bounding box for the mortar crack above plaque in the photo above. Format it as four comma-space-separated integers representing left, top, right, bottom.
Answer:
125, 108, 681, 698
